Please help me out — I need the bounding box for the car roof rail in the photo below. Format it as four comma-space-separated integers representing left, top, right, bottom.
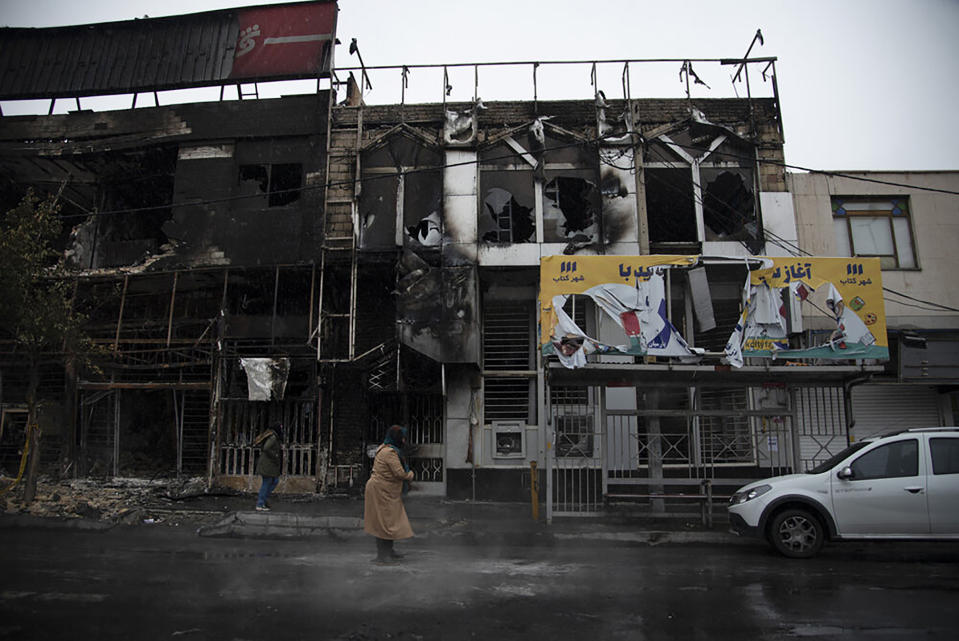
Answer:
873, 427, 957, 439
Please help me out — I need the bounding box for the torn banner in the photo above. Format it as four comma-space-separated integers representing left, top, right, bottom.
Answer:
540, 255, 888, 370
723, 257, 887, 367
540, 255, 700, 368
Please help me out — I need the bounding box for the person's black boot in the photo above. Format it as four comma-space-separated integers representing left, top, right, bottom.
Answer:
387, 539, 404, 560
372, 538, 396, 564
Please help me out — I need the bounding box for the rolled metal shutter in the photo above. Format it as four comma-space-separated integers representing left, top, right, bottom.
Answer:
850, 384, 942, 440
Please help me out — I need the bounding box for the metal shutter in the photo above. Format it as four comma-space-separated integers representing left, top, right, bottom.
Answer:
851, 384, 943, 440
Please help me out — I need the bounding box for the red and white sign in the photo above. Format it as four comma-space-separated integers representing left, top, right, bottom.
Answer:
230, 2, 337, 79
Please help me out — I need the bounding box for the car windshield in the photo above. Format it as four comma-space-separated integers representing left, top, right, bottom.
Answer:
807, 441, 870, 474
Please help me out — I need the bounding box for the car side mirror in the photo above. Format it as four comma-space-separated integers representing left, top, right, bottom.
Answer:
837, 466, 854, 480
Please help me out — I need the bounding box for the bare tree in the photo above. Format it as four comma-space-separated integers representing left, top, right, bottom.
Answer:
0, 191, 96, 502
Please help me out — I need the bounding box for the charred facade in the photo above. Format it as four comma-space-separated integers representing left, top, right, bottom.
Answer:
5, 6, 859, 507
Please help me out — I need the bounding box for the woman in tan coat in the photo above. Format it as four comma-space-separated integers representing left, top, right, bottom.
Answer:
364, 424, 415, 563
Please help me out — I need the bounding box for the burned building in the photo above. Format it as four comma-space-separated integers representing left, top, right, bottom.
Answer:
0, 3, 889, 516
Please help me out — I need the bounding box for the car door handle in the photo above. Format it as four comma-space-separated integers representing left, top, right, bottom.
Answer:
904, 487, 924, 494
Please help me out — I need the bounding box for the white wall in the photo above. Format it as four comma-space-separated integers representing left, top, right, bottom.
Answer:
788, 171, 959, 330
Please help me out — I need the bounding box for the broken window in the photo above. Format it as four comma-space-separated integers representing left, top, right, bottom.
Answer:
479, 141, 536, 244
543, 172, 601, 244
228, 270, 274, 316
62, 147, 176, 269
702, 168, 757, 246
479, 169, 535, 244
359, 130, 443, 250
645, 167, 697, 243
238, 162, 302, 207
644, 131, 761, 251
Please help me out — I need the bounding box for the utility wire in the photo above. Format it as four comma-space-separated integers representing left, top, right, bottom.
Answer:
660, 140, 959, 196
29, 123, 959, 314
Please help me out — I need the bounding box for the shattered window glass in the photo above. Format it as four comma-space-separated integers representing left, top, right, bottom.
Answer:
701, 168, 756, 246
543, 171, 600, 243
480, 171, 535, 243
403, 170, 443, 248
238, 163, 301, 207
358, 172, 399, 250
359, 133, 443, 251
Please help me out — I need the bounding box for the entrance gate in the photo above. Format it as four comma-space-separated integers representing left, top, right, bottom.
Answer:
546, 383, 847, 521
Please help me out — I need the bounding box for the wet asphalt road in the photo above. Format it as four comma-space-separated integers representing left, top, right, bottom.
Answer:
1, 525, 957, 641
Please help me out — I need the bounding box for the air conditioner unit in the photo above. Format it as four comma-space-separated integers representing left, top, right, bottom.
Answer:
491, 421, 525, 458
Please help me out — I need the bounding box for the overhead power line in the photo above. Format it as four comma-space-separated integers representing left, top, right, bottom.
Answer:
17, 121, 959, 316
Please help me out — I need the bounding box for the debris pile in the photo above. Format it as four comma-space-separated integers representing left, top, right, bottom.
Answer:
0, 476, 241, 526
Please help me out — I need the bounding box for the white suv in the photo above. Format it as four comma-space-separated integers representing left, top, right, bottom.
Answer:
727, 428, 959, 558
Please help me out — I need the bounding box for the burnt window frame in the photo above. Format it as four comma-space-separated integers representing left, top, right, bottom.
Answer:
358, 130, 444, 251
237, 162, 303, 207
478, 125, 600, 246
478, 138, 537, 244
644, 133, 759, 249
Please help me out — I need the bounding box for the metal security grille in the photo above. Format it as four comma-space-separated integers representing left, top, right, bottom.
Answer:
484, 378, 535, 423
795, 386, 848, 471
217, 399, 318, 477
412, 457, 444, 482
368, 392, 444, 489
368, 393, 444, 445
699, 387, 753, 464
408, 394, 444, 445
549, 386, 603, 516
640, 387, 693, 466
483, 300, 535, 424
483, 301, 533, 371
548, 382, 804, 520
176, 390, 209, 475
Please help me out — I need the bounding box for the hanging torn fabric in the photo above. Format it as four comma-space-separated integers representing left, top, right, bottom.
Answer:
239, 357, 291, 401
547, 269, 700, 368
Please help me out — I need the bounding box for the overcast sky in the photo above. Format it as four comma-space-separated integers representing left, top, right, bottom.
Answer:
2, 0, 958, 172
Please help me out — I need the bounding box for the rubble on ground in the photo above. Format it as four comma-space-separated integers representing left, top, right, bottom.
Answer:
0, 476, 242, 526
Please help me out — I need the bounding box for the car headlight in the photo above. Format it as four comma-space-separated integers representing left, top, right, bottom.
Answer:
729, 484, 772, 505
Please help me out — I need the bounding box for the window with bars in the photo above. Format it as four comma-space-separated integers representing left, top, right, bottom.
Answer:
832, 196, 916, 269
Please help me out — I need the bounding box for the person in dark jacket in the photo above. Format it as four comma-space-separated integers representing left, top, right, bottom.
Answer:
254, 423, 282, 511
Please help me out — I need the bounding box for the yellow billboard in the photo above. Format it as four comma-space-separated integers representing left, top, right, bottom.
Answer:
540, 255, 888, 366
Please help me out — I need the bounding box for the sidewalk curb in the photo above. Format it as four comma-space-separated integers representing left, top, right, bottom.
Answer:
194, 510, 746, 547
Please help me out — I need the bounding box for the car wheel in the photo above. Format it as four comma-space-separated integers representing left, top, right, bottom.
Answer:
768, 508, 825, 558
